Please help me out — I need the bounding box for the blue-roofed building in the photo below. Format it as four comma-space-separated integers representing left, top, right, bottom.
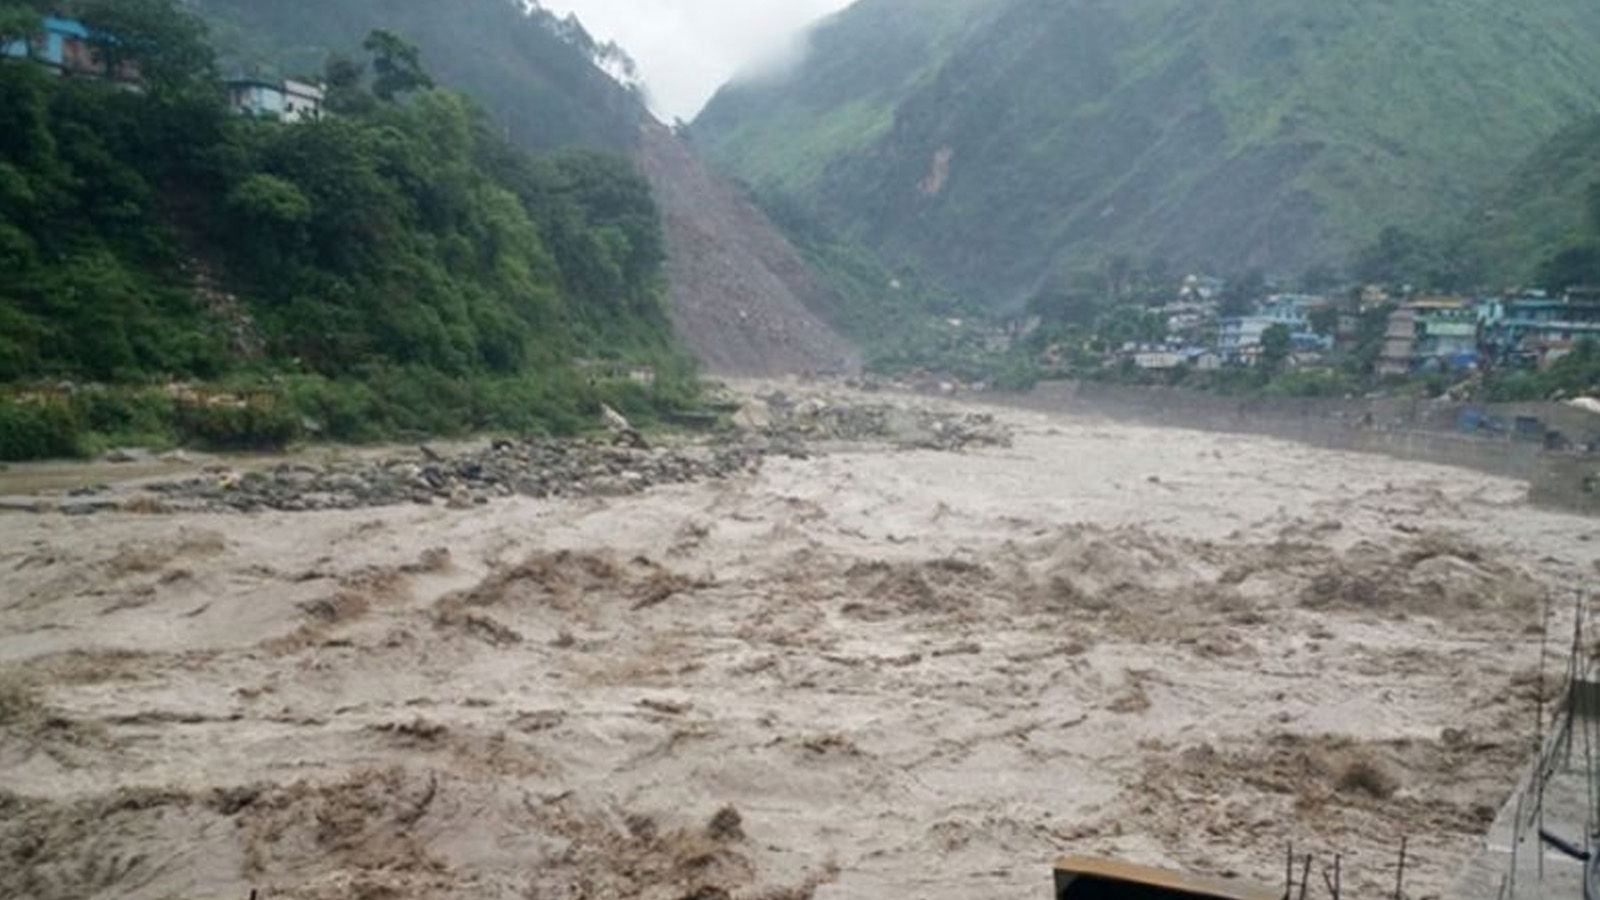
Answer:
2, 16, 139, 84
1, 16, 89, 68
39, 16, 90, 68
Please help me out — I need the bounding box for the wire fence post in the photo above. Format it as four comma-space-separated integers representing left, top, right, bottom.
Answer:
1395, 835, 1409, 900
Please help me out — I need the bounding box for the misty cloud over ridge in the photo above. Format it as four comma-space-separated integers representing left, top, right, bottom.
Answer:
537, 0, 852, 119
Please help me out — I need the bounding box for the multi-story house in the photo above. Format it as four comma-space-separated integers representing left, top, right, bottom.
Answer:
1481, 292, 1600, 368
1409, 296, 1479, 372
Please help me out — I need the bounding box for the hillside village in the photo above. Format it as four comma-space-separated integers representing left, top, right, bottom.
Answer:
899, 277, 1600, 406
3, 13, 326, 118
1098, 282, 1600, 376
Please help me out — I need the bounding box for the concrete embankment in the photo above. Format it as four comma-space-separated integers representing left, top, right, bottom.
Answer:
995, 381, 1600, 514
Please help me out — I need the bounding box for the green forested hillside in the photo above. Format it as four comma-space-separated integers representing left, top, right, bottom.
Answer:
194, 0, 647, 153
196, 0, 904, 378
1454, 115, 1600, 286
695, 0, 999, 196
0, 0, 690, 459
695, 0, 1600, 304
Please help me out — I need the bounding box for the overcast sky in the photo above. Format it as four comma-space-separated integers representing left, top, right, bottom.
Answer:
538, 0, 855, 121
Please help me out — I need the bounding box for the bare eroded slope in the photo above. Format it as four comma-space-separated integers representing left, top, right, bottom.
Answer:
638, 125, 860, 377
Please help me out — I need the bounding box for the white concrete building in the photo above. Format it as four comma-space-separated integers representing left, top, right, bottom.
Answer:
227, 79, 326, 123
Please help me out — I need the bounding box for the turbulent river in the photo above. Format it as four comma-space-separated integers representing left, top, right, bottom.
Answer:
1, 384, 1593, 899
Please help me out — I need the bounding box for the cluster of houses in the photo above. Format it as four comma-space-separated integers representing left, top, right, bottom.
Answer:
1110, 279, 1600, 376
1379, 289, 1600, 375
1112, 289, 1339, 374
2, 14, 324, 122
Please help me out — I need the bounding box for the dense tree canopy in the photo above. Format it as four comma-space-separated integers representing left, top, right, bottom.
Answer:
362, 29, 431, 101
0, 3, 45, 49
0, 0, 692, 455
194, 0, 648, 153
1260, 323, 1293, 374
1538, 182, 1600, 290
78, 0, 216, 92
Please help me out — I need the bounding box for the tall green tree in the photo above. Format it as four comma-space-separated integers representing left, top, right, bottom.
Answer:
1353, 227, 1427, 286
363, 29, 432, 102
1260, 323, 1293, 374
78, 0, 215, 93
1095, 305, 1166, 347
321, 52, 374, 116
0, 3, 44, 53
1352, 226, 1469, 291
1538, 180, 1600, 291
1541, 242, 1600, 291
1218, 269, 1266, 318
1307, 305, 1340, 337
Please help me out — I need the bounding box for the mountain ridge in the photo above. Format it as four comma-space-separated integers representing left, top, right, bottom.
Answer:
696, 0, 1600, 303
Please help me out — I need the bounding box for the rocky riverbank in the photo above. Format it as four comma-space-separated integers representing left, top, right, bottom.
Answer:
0, 393, 1014, 515
143, 439, 761, 513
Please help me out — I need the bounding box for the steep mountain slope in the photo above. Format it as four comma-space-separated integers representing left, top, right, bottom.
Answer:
694, 0, 1001, 196
196, 0, 858, 376
696, 0, 1600, 303
637, 125, 860, 375
1454, 114, 1600, 285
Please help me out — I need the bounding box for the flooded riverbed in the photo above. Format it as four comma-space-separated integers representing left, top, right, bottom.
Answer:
1, 388, 1593, 899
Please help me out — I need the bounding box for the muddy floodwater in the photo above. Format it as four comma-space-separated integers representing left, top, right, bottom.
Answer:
1, 387, 1594, 900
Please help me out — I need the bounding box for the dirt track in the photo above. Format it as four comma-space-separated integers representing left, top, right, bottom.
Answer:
1, 390, 1594, 900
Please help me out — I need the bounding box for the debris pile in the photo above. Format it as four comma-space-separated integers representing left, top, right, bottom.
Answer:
752, 393, 1012, 451
7, 394, 1016, 516
144, 440, 760, 513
